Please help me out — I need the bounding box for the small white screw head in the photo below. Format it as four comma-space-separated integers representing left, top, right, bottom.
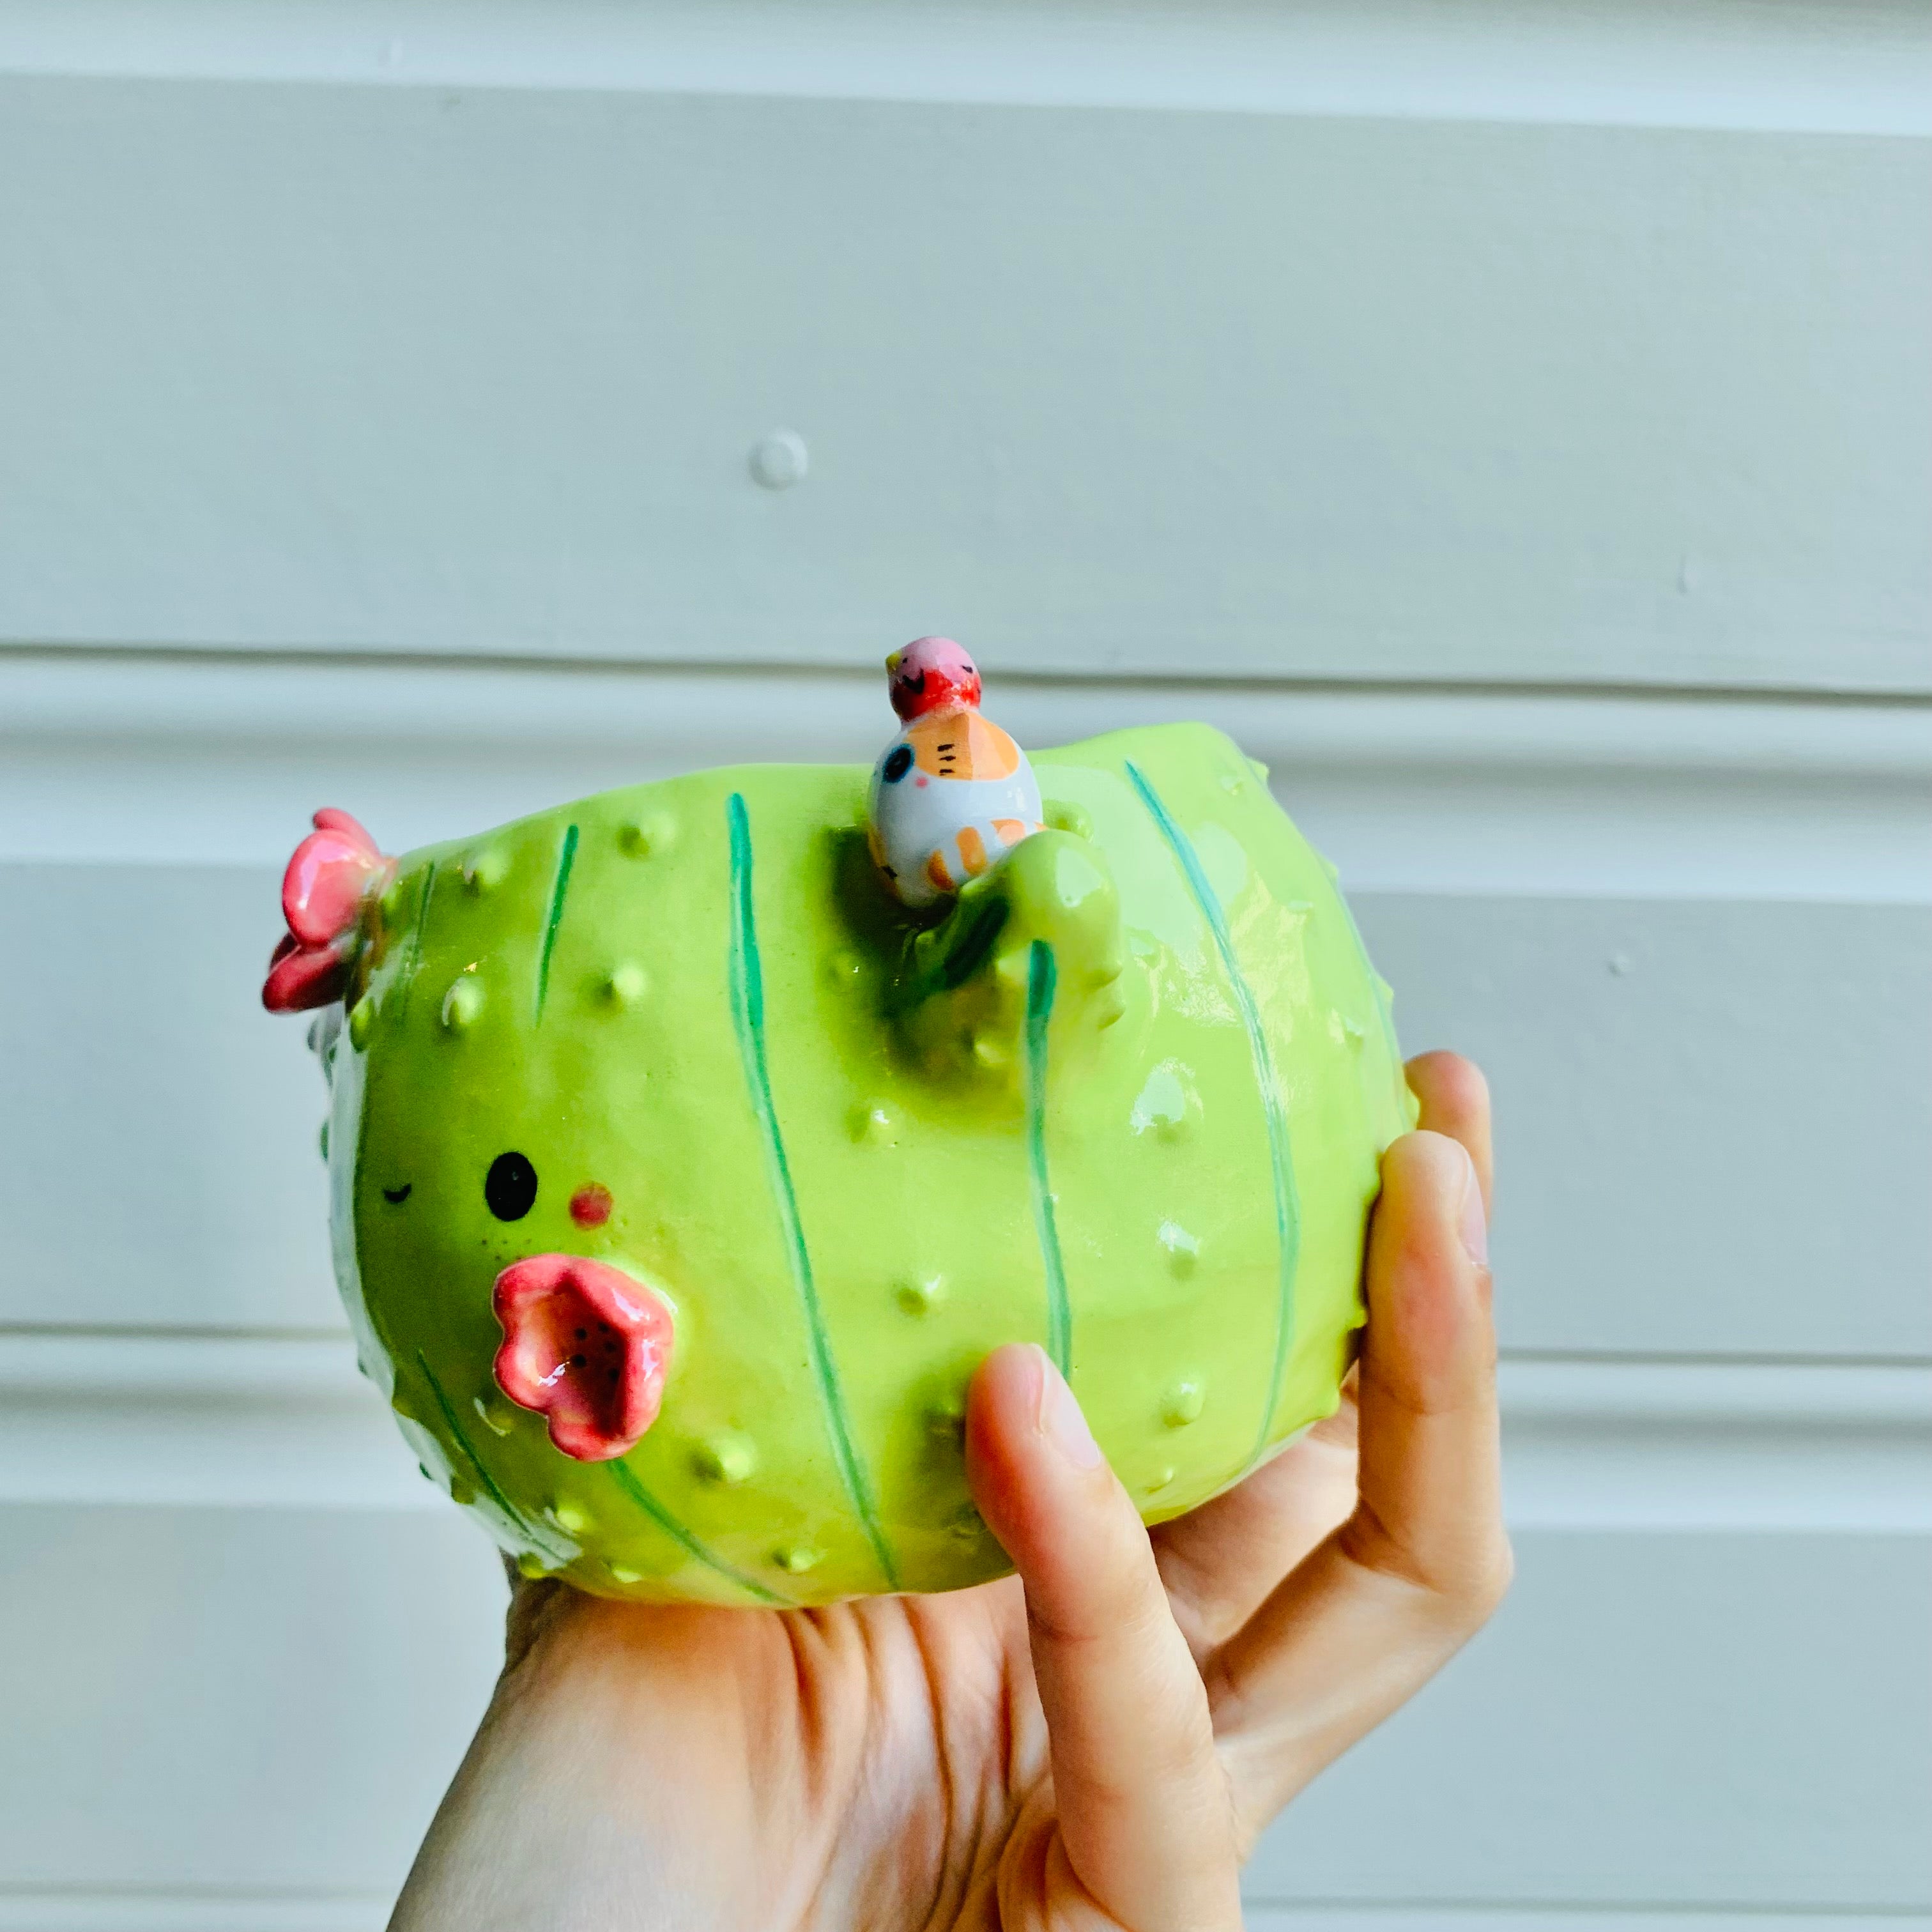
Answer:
749, 429, 808, 489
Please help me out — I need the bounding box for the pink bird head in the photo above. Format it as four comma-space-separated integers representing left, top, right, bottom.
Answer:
886, 636, 982, 721
262, 809, 395, 1013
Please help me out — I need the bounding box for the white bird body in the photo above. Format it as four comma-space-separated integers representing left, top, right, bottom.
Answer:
868, 703, 1043, 908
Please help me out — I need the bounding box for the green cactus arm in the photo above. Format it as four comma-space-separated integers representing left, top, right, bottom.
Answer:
885, 829, 1130, 1094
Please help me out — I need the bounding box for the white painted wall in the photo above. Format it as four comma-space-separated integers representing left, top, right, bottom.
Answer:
0, 3, 1927, 1926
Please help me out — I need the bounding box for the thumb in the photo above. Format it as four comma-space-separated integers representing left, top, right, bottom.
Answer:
965, 1344, 1241, 1929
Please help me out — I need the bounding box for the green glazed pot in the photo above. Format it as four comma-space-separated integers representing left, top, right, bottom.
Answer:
288, 722, 1413, 1606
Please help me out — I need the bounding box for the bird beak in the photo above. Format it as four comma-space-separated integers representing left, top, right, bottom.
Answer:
885, 652, 902, 675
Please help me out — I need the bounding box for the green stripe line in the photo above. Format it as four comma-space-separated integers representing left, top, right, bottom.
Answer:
725, 793, 900, 1591
1125, 761, 1303, 1462
392, 860, 438, 1018
606, 1459, 795, 1607
533, 822, 579, 1023
417, 1351, 573, 1568
1024, 939, 1072, 1376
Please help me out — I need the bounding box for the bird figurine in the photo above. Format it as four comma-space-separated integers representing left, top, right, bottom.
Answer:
866, 637, 1045, 907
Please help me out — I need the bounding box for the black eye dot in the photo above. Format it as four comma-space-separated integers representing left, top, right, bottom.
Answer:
883, 745, 914, 783
484, 1151, 539, 1222
381, 1183, 412, 1206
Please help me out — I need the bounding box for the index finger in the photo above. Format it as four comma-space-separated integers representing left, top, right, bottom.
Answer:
965, 1344, 1243, 1929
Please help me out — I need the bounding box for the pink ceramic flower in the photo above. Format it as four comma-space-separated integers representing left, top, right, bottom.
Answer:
262, 809, 395, 1013
493, 1255, 674, 1461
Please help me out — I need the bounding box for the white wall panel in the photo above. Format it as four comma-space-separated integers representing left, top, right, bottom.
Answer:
0, 1507, 501, 1899
1247, 1533, 1932, 1910
0, 866, 337, 1333
0, 77, 1925, 690
0, 1899, 386, 1932
1354, 892, 1932, 1358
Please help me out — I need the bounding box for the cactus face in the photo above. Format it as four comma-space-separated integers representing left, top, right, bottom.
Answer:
321, 724, 1414, 1606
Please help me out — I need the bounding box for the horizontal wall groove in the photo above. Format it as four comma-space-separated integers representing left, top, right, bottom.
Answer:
10, 657, 1924, 771
2, 0, 1928, 135
5, 1324, 1926, 1371
0, 1884, 383, 1902
7, 641, 1932, 712
3, 1338, 1923, 1528
6, 656, 1927, 901
8, 1335, 1926, 1400
1503, 1348, 1932, 1373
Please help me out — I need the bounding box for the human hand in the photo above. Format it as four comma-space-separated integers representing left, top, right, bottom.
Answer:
390, 1052, 1506, 1931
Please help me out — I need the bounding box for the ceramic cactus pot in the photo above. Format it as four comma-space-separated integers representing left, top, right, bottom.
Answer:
273, 716, 1413, 1607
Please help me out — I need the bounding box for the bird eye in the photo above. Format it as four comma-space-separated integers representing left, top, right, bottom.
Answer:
485, 1152, 539, 1222
883, 746, 914, 783
382, 1183, 412, 1206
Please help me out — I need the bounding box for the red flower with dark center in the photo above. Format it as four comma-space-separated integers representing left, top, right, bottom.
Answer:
492, 1254, 673, 1461
262, 808, 396, 1013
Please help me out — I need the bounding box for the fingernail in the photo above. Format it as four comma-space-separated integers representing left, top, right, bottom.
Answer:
1458, 1146, 1489, 1269
1033, 1346, 1104, 1469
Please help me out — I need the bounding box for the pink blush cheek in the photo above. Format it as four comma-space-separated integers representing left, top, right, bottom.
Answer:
570, 1184, 613, 1228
